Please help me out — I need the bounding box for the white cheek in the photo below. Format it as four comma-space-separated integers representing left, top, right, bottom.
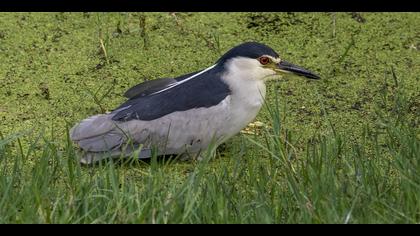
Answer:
259, 67, 276, 79
224, 57, 276, 82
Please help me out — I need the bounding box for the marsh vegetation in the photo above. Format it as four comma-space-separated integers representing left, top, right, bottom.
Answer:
0, 12, 419, 223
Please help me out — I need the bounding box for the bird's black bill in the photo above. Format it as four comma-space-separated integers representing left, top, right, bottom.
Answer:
277, 61, 321, 80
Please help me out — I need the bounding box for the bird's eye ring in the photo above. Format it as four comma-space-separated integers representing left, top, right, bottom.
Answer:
258, 56, 270, 65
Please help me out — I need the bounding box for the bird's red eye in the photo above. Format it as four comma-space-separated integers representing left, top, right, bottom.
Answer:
258, 56, 270, 65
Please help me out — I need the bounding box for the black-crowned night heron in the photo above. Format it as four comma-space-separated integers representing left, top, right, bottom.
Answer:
70, 42, 320, 164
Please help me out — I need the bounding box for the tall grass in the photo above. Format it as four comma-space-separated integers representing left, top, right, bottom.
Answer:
0, 80, 418, 223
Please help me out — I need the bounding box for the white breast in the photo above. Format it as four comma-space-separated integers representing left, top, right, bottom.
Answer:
219, 57, 269, 141
220, 81, 266, 141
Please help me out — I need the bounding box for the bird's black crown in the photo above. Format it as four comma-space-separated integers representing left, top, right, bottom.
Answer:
217, 42, 279, 64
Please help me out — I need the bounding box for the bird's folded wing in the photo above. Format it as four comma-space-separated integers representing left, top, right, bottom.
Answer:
112, 69, 231, 122
123, 71, 201, 99
124, 78, 177, 99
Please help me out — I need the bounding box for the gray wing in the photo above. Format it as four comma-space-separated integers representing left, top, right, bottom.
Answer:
112, 66, 231, 122
123, 78, 177, 99
123, 71, 200, 99
70, 114, 154, 164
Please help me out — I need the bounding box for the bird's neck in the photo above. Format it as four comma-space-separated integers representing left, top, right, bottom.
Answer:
221, 65, 267, 109
222, 78, 265, 114
233, 79, 266, 107
219, 71, 266, 140
213, 61, 268, 141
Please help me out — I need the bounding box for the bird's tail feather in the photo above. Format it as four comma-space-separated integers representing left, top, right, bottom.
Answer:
70, 114, 116, 141
70, 114, 153, 164
79, 146, 152, 165
70, 114, 126, 153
